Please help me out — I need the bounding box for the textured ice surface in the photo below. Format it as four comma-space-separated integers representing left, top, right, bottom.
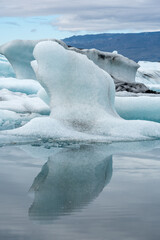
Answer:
0, 39, 139, 84
0, 89, 50, 114
0, 109, 20, 130
37, 87, 50, 105
5, 39, 160, 94
0, 39, 67, 79
4, 41, 160, 143
31, 41, 117, 121
0, 39, 143, 97
0, 109, 43, 130
136, 61, 160, 85
0, 77, 41, 94
0, 54, 15, 77
145, 84, 160, 92
0, 87, 50, 130
69, 47, 139, 83
115, 96, 160, 122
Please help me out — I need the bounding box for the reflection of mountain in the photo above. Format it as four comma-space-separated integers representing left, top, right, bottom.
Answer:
29, 145, 112, 221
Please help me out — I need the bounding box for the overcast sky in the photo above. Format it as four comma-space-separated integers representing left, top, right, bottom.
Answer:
0, 0, 160, 44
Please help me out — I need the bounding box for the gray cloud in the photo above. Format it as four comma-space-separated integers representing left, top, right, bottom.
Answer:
30, 28, 37, 32
0, 21, 20, 26
0, 0, 160, 32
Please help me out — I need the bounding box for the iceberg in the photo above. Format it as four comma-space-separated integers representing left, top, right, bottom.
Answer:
136, 61, 160, 93
0, 109, 20, 130
0, 88, 50, 114
115, 95, 160, 122
0, 39, 139, 84
68, 46, 139, 83
0, 86, 50, 130
3, 39, 156, 94
0, 77, 41, 95
136, 61, 160, 85
3, 41, 160, 142
0, 54, 15, 78
71, 47, 156, 94
0, 109, 44, 131
0, 39, 67, 79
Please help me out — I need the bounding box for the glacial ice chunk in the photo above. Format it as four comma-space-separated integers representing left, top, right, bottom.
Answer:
136, 61, 160, 85
0, 77, 41, 95
37, 87, 50, 105
115, 95, 160, 122
69, 47, 139, 83
0, 39, 67, 79
31, 41, 117, 124
0, 89, 50, 115
4, 41, 160, 142
0, 39, 139, 84
0, 109, 44, 130
0, 54, 15, 78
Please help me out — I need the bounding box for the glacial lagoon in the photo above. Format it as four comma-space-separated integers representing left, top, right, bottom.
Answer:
0, 39, 160, 240
0, 141, 160, 240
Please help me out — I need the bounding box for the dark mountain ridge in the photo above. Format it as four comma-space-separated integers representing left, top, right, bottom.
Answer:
63, 32, 160, 62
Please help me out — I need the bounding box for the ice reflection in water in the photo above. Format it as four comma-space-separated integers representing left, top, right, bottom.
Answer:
29, 145, 112, 220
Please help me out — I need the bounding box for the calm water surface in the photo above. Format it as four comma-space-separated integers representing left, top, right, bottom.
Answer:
0, 141, 160, 240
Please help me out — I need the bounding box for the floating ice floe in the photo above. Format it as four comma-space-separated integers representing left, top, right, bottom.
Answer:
115, 95, 160, 122
0, 88, 50, 114
0, 77, 41, 94
2, 41, 160, 143
0, 108, 45, 131
0, 86, 50, 130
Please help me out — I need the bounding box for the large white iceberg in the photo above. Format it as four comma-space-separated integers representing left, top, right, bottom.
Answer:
0, 39, 67, 79
69, 47, 139, 83
3, 41, 160, 142
1, 39, 147, 99
0, 39, 139, 84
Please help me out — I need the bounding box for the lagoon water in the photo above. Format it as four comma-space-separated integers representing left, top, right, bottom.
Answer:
0, 141, 160, 240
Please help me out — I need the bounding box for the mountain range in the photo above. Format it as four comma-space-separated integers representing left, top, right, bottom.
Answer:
63, 31, 160, 62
